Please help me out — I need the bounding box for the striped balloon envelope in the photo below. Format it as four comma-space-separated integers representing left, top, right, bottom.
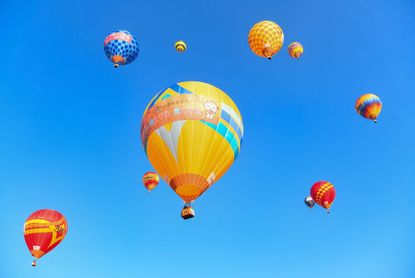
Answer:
248, 20, 284, 60
310, 181, 336, 213
288, 42, 304, 59
355, 93, 382, 123
141, 81, 243, 208
103, 30, 139, 68
143, 171, 160, 192
24, 209, 68, 266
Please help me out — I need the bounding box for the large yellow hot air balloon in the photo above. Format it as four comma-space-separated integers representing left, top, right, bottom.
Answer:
248, 20, 284, 60
141, 81, 243, 219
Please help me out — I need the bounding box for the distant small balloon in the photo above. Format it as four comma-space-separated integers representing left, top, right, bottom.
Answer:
310, 181, 336, 213
288, 42, 303, 59
355, 93, 382, 123
304, 196, 315, 208
104, 30, 139, 68
175, 41, 187, 52
143, 171, 159, 192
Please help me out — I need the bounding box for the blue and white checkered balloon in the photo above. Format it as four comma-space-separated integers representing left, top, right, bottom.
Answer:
104, 30, 139, 67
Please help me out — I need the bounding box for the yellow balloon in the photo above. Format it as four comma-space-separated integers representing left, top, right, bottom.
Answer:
248, 20, 284, 59
175, 41, 187, 52
141, 81, 243, 204
288, 42, 304, 59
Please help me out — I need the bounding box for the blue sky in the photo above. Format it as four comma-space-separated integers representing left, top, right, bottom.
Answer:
1, 0, 415, 277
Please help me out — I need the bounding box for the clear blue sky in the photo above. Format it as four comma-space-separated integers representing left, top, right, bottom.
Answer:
1, 0, 414, 277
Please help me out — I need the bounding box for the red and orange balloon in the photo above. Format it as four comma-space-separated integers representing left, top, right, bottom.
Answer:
24, 209, 68, 266
310, 181, 336, 213
142, 171, 160, 192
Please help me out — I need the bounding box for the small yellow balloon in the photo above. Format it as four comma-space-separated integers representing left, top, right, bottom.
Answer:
175, 41, 187, 52
288, 42, 304, 59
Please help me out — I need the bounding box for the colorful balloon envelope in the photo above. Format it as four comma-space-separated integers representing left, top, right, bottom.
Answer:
24, 209, 68, 266
310, 181, 336, 213
175, 41, 187, 52
304, 195, 315, 208
288, 42, 304, 59
143, 171, 160, 192
355, 93, 382, 123
103, 30, 139, 68
141, 81, 243, 217
248, 20, 284, 60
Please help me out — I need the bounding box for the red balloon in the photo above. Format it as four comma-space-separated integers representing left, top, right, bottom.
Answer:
310, 181, 336, 211
24, 209, 68, 265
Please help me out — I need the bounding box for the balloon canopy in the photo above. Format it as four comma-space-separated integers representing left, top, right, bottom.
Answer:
310, 181, 336, 212
355, 93, 382, 123
24, 209, 68, 264
103, 30, 139, 68
288, 42, 304, 59
141, 81, 243, 204
143, 171, 160, 192
175, 41, 187, 52
248, 20, 284, 59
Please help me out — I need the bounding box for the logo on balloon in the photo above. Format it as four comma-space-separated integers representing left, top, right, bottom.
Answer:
204, 102, 218, 119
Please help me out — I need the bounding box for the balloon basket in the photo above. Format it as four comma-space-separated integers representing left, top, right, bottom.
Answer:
181, 205, 195, 220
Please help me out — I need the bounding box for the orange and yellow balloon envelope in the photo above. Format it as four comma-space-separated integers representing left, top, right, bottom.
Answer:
24, 209, 68, 266
141, 81, 243, 211
288, 42, 304, 59
248, 20, 284, 59
355, 93, 382, 123
143, 171, 160, 192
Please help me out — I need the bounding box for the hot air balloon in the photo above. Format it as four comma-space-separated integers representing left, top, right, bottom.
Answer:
24, 209, 68, 267
248, 20, 284, 60
288, 42, 303, 59
310, 181, 335, 213
141, 81, 243, 220
143, 171, 160, 192
103, 30, 139, 68
175, 41, 187, 52
355, 93, 382, 123
304, 196, 315, 208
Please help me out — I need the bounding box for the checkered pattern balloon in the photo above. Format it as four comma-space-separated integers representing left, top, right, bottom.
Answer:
104, 30, 139, 67
248, 21, 284, 59
310, 181, 336, 210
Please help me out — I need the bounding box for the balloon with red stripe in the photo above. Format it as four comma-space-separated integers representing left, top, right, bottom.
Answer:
310, 181, 336, 213
23, 209, 68, 266
355, 93, 382, 123
143, 171, 160, 192
288, 42, 304, 59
